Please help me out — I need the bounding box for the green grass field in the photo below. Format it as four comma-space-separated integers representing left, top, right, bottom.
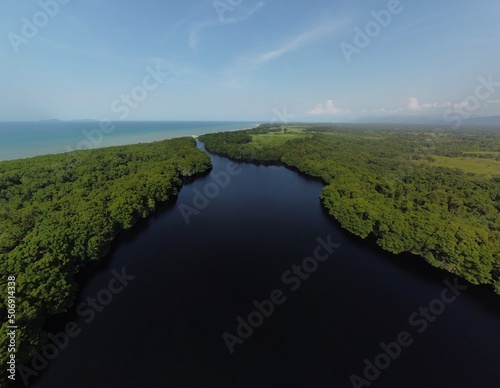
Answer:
463, 151, 500, 154
250, 133, 310, 147
426, 155, 500, 178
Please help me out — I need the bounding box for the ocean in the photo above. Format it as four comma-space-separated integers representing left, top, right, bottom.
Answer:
0, 121, 259, 162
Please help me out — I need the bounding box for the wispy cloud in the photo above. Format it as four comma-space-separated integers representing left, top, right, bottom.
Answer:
163, 16, 193, 43
189, 2, 265, 49
219, 1, 265, 24
253, 22, 337, 66
226, 19, 346, 85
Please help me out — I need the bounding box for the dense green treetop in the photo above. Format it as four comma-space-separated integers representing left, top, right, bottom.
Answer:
200, 125, 500, 295
0, 137, 211, 384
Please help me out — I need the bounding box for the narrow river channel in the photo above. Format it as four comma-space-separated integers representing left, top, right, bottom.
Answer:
30, 143, 500, 388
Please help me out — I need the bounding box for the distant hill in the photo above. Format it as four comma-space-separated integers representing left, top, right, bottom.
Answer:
463, 116, 500, 127
36, 119, 99, 123
354, 115, 500, 128
354, 115, 443, 125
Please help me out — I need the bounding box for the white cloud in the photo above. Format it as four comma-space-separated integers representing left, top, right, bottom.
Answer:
407, 97, 455, 112
373, 98, 454, 115
372, 107, 403, 114
407, 97, 422, 111
309, 100, 346, 115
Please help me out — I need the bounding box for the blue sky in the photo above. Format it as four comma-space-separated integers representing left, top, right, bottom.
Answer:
1, 0, 500, 122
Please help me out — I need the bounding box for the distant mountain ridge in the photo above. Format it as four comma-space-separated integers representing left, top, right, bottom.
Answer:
354, 115, 500, 128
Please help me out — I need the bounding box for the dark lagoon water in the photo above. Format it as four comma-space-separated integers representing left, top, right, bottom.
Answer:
26, 144, 500, 388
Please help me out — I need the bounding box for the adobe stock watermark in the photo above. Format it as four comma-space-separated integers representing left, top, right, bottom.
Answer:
47, 62, 170, 179
8, 0, 71, 54
340, 0, 407, 64
213, 0, 243, 22
270, 105, 295, 125
222, 235, 341, 354
443, 74, 500, 129
178, 161, 242, 225
17, 267, 135, 386
349, 277, 468, 388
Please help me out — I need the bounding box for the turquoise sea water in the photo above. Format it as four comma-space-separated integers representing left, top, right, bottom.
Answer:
0, 121, 258, 161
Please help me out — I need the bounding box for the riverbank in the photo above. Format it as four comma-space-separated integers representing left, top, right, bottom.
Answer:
31, 143, 500, 388
199, 126, 500, 296
0, 137, 211, 385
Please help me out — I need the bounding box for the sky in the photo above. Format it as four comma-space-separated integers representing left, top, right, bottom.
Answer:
1, 0, 500, 122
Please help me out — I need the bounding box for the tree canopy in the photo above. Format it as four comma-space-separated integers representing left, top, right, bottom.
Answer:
200, 125, 500, 295
0, 137, 211, 384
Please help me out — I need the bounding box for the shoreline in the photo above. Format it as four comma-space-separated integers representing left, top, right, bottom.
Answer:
0, 122, 263, 163
199, 129, 500, 297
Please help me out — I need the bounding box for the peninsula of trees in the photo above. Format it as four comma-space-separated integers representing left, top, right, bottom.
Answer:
0, 137, 211, 384
199, 124, 500, 295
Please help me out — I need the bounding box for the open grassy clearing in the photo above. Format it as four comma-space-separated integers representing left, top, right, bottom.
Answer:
281, 126, 308, 132
425, 155, 500, 178
463, 151, 500, 155
249, 133, 311, 147
357, 135, 386, 141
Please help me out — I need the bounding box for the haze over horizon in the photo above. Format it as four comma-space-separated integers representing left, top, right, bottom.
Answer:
1, 0, 500, 123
